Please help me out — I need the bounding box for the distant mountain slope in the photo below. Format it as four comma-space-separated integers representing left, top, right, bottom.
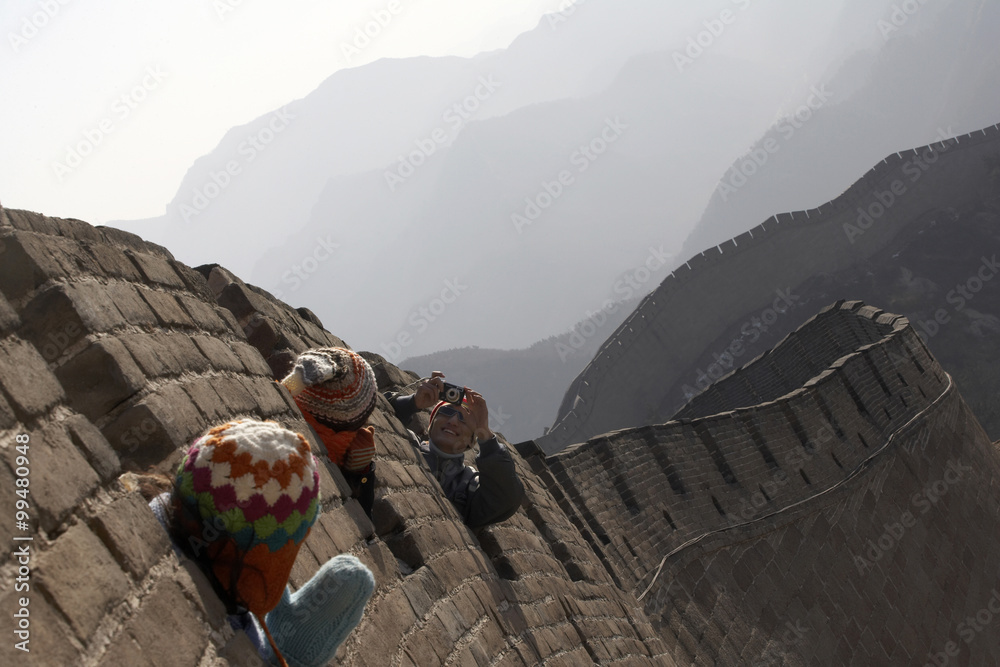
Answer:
105, 0, 1000, 360
539, 123, 1000, 453
399, 296, 639, 443
680, 0, 1000, 261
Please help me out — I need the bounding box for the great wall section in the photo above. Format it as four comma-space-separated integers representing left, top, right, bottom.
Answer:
1, 198, 1000, 665
538, 123, 1000, 455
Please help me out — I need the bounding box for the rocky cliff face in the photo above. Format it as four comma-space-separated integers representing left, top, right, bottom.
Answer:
541, 122, 1000, 454
2, 206, 999, 666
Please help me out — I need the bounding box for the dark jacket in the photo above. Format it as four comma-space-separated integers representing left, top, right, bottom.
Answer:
387, 393, 525, 528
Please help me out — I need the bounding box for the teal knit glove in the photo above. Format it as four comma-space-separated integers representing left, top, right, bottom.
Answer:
262, 555, 375, 667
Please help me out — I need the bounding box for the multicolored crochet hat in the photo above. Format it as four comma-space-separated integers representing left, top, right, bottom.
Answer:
173, 420, 320, 616
281, 347, 378, 432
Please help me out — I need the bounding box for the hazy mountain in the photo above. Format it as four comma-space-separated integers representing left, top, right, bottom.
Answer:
680, 0, 1000, 260
399, 296, 640, 443
108, 0, 998, 364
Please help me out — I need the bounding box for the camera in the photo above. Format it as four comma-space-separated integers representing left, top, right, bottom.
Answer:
440, 382, 465, 405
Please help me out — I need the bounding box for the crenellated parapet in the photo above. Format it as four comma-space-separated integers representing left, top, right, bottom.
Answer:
533, 301, 1000, 664
541, 122, 1000, 454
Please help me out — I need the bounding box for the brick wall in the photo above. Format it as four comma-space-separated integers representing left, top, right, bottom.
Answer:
4, 205, 998, 665
536, 300, 1000, 664
541, 123, 1000, 453
0, 207, 672, 666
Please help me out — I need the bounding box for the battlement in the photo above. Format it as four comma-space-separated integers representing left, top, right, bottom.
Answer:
540, 122, 1000, 454
534, 300, 1000, 664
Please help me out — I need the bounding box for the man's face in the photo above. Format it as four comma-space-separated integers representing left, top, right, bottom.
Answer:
430, 403, 474, 455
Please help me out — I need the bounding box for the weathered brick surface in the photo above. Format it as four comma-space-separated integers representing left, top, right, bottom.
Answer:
2, 422, 101, 533
4, 206, 1000, 666
90, 493, 171, 579
56, 337, 146, 420
0, 589, 82, 666
103, 577, 211, 666
35, 522, 131, 641
0, 337, 65, 418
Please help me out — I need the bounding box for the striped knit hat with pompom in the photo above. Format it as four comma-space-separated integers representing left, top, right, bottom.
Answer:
173, 420, 320, 617
281, 347, 378, 432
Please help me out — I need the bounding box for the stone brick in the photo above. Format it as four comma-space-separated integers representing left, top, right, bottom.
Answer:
176, 294, 228, 332
83, 242, 146, 282
0, 290, 19, 336
182, 378, 230, 423
316, 506, 366, 554
90, 493, 171, 579
237, 376, 289, 416
209, 375, 259, 414
19, 282, 126, 340
64, 413, 121, 482
0, 387, 13, 431
246, 313, 280, 352
0, 337, 65, 419
190, 334, 243, 373
0, 232, 94, 301
4, 208, 60, 234
229, 340, 273, 377
169, 260, 215, 301
162, 334, 212, 373
126, 250, 186, 288
3, 422, 100, 532
35, 522, 130, 642
98, 224, 173, 258
0, 589, 82, 666
119, 332, 176, 378
216, 281, 260, 322
138, 289, 195, 328
107, 577, 211, 667
104, 282, 159, 327
102, 385, 206, 470
56, 338, 146, 421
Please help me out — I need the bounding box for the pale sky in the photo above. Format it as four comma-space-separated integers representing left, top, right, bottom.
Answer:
0, 0, 564, 224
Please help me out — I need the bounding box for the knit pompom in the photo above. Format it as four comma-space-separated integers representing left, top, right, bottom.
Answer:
174, 420, 320, 615
282, 348, 378, 432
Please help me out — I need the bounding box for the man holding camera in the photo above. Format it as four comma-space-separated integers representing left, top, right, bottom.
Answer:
386, 372, 525, 529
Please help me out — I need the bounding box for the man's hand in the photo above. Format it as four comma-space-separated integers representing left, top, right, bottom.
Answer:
464, 389, 494, 442
414, 371, 446, 410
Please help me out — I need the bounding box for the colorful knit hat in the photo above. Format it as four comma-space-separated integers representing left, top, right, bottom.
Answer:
173, 420, 320, 616
281, 347, 378, 432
